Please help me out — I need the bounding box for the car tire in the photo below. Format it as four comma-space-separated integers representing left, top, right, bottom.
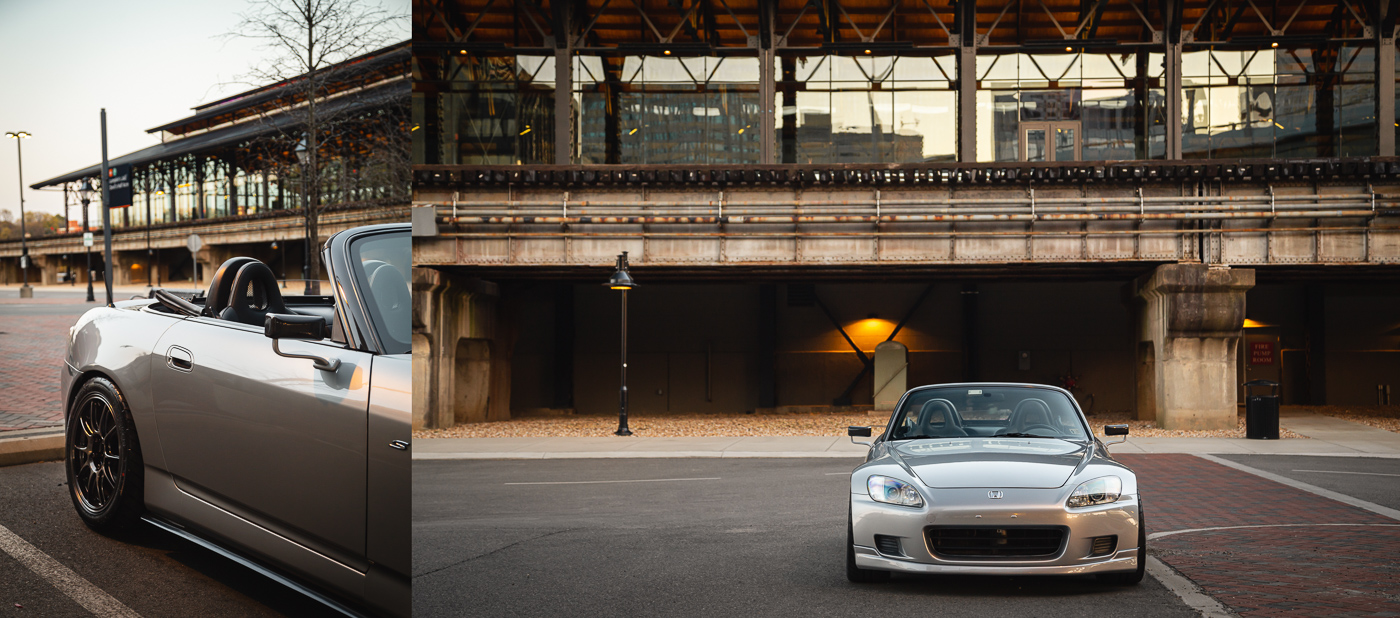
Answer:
846, 504, 890, 583
66, 377, 145, 533
1098, 504, 1146, 585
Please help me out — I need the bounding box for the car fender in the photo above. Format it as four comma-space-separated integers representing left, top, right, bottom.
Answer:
65, 302, 184, 473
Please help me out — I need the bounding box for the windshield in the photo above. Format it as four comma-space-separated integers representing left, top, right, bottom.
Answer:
887, 386, 1089, 441
349, 231, 411, 355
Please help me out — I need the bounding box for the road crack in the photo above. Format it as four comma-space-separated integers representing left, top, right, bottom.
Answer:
413, 528, 578, 579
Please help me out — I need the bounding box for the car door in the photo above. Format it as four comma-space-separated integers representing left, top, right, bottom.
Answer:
150, 317, 372, 570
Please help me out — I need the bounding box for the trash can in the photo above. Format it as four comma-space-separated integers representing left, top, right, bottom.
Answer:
1243, 379, 1280, 440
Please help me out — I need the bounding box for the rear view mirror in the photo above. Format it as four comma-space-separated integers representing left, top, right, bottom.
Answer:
1104, 424, 1129, 436
848, 426, 872, 438
264, 313, 326, 341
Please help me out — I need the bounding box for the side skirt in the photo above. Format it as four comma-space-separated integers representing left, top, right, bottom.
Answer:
141, 516, 369, 618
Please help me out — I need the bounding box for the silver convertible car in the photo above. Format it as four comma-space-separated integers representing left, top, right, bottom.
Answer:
845, 383, 1142, 585
61, 223, 410, 617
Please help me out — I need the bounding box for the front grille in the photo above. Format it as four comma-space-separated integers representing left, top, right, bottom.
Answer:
1089, 535, 1118, 557
926, 526, 1067, 560
874, 534, 904, 557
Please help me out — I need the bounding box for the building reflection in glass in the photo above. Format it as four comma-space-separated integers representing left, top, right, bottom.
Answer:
1180, 46, 1375, 159
575, 55, 762, 165
776, 54, 957, 164
976, 51, 1166, 163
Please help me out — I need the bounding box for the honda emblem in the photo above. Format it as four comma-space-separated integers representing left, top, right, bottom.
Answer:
988, 490, 1003, 499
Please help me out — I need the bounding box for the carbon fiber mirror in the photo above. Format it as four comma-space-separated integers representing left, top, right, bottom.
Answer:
848, 426, 872, 438
1103, 424, 1129, 436
264, 313, 326, 341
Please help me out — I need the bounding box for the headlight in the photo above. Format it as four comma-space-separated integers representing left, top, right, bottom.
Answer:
867, 475, 924, 507
1066, 476, 1122, 508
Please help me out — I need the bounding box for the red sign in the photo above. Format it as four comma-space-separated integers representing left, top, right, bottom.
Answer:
1250, 342, 1274, 365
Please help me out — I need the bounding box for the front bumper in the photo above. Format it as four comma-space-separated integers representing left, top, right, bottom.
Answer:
851, 489, 1140, 576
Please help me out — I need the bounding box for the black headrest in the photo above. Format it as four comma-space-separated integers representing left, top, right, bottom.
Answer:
206, 257, 258, 317
218, 261, 289, 326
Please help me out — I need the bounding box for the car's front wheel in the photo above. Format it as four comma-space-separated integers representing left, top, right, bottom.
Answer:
1098, 504, 1146, 585
846, 504, 890, 583
66, 377, 145, 533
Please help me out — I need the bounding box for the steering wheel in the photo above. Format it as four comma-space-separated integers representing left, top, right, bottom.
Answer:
1019, 424, 1061, 436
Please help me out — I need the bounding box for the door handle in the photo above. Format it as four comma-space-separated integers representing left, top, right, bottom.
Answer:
166, 346, 193, 372
389, 440, 409, 451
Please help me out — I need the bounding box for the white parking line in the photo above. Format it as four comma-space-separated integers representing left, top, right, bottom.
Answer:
824, 472, 849, 476
504, 477, 721, 485
1145, 557, 1234, 618
1292, 469, 1400, 478
1196, 454, 1400, 521
0, 523, 141, 618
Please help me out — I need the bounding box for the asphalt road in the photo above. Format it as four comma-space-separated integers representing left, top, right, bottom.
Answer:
0, 461, 341, 618
413, 458, 1197, 618
1218, 454, 1400, 511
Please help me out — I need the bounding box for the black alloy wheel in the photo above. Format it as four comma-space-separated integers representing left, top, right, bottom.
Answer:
66, 377, 144, 532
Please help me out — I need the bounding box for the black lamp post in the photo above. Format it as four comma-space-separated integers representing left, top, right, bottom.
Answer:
604, 251, 638, 436
79, 179, 95, 302
295, 135, 313, 295
6, 131, 31, 298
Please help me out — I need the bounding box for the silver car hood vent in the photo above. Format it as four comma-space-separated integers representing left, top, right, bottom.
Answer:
890, 438, 1088, 489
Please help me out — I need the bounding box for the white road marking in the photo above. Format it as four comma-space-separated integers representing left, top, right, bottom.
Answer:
504, 477, 721, 485
825, 472, 850, 475
1146, 557, 1234, 618
0, 523, 141, 618
1149, 522, 1400, 541
1196, 454, 1400, 521
1292, 469, 1400, 478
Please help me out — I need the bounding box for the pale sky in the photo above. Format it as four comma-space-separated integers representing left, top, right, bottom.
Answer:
0, 0, 409, 221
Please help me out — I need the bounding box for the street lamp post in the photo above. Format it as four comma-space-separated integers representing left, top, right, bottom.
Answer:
604, 252, 638, 436
79, 179, 95, 302
295, 135, 313, 295
6, 131, 32, 298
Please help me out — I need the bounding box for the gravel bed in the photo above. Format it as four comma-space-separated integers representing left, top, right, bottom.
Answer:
1087, 411, 1308, 439
415, 410, 1307, 440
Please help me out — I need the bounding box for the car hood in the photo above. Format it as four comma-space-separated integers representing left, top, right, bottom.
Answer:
889, 438, 1089, 489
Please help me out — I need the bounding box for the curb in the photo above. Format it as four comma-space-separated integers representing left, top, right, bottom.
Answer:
0, 428, 64, 467
414, 451, 867, 460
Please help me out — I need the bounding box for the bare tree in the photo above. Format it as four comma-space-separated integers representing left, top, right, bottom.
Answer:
229, 0, 408, 292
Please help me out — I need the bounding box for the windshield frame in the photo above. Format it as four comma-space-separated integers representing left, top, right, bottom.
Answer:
881, 383, 1092, 443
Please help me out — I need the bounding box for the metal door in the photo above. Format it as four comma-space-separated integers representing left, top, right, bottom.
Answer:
150, 318, 371, 568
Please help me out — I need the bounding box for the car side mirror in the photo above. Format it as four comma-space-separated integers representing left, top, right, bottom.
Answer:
1103, 424, 1129, 446
264, 313, 339, 371
848, 426, 874, 447
264, 313, 326, 340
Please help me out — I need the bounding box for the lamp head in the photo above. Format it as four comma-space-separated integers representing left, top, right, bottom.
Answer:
5, 131, 30, 139
295, 135, 310, 165
78, 178, 96, 201
604, 251, 638, 290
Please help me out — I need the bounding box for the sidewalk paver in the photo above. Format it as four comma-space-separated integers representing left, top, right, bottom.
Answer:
0, 313, 73, 430
1120, 453, 1400, 618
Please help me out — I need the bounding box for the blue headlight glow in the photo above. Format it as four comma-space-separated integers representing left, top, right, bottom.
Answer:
867, 475, 924, 507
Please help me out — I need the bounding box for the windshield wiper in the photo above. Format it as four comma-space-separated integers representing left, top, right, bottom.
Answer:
892, 434, 962, 441
991, 432, 1055, 438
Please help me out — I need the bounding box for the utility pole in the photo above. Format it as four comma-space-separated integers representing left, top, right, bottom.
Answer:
6, 131, 32, 298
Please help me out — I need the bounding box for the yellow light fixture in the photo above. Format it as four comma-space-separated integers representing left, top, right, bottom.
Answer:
864, 49, 872, 54
663, 49, 672, 55
1243, 318, 1272, 328
1065, 46, 1073, 52
520, 125, 532, 136
1270, 42, 1279, 48
629, 128, 639, 135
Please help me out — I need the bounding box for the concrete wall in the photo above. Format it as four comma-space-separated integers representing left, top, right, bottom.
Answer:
505, 280, 1139, 418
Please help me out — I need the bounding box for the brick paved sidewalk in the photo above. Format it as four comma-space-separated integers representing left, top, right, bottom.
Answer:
1120, 454, 1400, 617
0, 314, 77, 430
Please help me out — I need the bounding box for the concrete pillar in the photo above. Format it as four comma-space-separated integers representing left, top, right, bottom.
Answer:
1134, 264, 1254, 430
411, 267, 500, 429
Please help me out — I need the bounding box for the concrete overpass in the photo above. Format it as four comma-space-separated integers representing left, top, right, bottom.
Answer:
410, 160, 1400, 431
